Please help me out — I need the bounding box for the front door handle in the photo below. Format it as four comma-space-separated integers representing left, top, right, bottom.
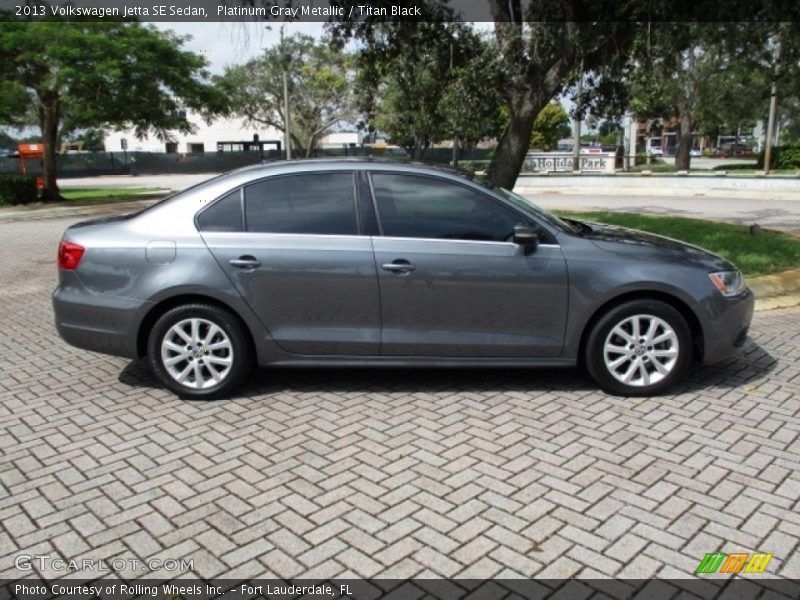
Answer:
229, 256, 261, 269
382, 259, 415, 273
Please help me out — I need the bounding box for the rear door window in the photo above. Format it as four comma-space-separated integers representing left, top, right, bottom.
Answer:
244, 172, 358, 235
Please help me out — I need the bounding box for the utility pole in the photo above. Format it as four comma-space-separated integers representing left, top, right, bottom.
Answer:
764, 28, 783, 175
572, 66, 584, 172
450, 40, 458, 167
281, 25, 292, 160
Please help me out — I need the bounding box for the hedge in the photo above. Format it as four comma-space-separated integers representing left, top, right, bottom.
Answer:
0, 175, 38, 206
758, 142, 800, 170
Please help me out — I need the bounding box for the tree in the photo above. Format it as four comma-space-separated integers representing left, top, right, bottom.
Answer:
332, 1, 641, 188
217, 34, 354, 158
629, 22, 800, 170
484, 8, 642, 188
352, 22, 498, 160
0, 21, 223, 202
530, 103, 571, 150
440, 35, 505, 164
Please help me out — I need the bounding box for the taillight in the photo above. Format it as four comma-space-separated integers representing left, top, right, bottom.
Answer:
58, 241, 85, 270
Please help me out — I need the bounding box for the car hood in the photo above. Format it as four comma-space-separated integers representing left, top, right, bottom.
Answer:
583, 222, 734, 271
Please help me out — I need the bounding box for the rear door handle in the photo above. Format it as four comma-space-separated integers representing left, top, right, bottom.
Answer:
382, 259, 415, 273
229, 256, 261, 269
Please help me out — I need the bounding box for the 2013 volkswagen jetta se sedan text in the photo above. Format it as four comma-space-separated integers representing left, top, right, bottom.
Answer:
53, 160, 754, 399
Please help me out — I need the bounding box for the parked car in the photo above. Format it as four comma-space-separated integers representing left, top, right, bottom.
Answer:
54, 160, 754, 399
714, 143, 754, 158
647, 146, 664, 156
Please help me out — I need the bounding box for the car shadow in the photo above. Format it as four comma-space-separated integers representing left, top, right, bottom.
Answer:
680, 339, 778, 393
118, 339, 776, 399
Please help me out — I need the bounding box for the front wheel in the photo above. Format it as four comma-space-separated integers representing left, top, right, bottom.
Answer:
147, 304, 252, 400
585, 300, 692, 397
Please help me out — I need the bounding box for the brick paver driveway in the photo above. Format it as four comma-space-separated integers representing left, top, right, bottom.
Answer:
1, 216, 799, 580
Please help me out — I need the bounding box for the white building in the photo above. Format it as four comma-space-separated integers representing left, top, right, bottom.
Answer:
104, 111, 283, 154
319, 131, 360, 148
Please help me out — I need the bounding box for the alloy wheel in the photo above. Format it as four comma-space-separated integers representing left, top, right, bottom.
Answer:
160, 317, 234, 390
602, 314, 679, 387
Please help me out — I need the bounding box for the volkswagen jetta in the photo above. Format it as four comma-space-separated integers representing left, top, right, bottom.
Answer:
53, 161, 754, 399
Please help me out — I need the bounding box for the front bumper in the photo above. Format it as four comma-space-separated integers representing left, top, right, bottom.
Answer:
701, 288, 756, 364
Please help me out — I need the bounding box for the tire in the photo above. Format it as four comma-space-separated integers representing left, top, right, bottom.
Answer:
147, 303, 253, 400
585, 299, 692, 397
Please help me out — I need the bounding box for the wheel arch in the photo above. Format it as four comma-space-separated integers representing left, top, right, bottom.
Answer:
136, 294, 255, 359
577, 290, 704, 365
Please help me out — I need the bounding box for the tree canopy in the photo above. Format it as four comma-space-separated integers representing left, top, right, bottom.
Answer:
530, 103, 571, 151
217, 33, 355, 158
331, 1, 643, 187
628, 22, 800, 169
354, 22, 501, 160
0, 20, 223, 201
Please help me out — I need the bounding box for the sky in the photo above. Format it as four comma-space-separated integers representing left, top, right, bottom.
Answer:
153, 22, 327, 74
153, 22, 495, 75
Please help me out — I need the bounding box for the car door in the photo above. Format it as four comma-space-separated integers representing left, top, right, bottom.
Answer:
198, 170, 380, 356
368, 171, 568, 357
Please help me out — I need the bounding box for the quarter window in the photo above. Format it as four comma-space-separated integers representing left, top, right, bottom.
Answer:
371, 173, 522, 241
244, 172, 358, 235
196, 190, 243, 232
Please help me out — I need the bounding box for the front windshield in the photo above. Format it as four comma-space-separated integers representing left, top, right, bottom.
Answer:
494, 187, 578, 234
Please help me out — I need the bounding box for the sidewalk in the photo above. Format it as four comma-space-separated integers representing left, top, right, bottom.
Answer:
516, 173, 800, 199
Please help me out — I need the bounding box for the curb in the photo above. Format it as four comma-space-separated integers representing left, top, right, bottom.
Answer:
748, 268, 800, 312
2, 195, 798, 312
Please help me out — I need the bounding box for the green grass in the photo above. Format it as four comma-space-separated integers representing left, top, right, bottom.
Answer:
61, 187, 163, 200
555, 211, 800, 277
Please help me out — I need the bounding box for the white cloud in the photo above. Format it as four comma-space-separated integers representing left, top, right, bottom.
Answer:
152, 21, 326, 74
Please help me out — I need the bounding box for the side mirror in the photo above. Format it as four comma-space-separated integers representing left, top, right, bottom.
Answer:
512, 224, 539, 254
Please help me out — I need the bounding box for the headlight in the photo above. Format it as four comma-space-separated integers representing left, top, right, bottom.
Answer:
709, 270, 746, 297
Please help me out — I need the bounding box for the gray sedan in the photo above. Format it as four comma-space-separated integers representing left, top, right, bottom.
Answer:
53, 160, 754, 399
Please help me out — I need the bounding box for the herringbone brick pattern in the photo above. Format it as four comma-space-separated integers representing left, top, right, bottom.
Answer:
1, 217, 798, 580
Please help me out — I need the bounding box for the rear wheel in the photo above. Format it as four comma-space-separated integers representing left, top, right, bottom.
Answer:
585, 299, 691, 396
148, 304, 252, 400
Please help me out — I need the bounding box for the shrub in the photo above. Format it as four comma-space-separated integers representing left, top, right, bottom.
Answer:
457, 160, 491, 172
757, 141, 800, 170
0, 175, 38, 206
712, 163, 754, 171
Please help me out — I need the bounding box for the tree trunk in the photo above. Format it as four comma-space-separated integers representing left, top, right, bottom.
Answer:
40, 91, 62, 203
674, 107, 693, 171
412, 136, 423, 160
486, 96, 538, 189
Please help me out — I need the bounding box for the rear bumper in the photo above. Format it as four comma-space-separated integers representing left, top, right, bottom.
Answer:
53, 284, 149, 359
701, 288, 755, 364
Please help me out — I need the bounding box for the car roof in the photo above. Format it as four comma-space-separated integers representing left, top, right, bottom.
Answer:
225, 158, 480, 182
134, 159, 492, 232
